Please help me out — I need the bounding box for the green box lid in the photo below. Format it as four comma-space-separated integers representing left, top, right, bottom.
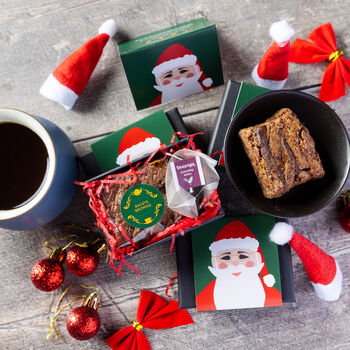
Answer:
118, 17, 214, 54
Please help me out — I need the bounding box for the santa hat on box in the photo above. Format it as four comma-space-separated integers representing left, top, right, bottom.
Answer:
40, 19, 118, 110
270, 222, 342, 301
209, 221, 276, 287
252, 20, 295, 89
152, 44, 213, 89
116, 127, 161, 166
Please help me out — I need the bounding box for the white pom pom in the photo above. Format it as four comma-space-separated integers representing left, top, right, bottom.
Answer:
263, 274, 276, 287
311, 261, 343, 301
269, 20, 295, 44
269, 222, 294, 245
202, 77, 213, 87
98, 19, 118, 37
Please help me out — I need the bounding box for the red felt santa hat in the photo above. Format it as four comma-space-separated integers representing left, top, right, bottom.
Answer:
252, 20, 295, 89
40, 19, 118, 110
152, 44, 213, 89
209, 221, 275, 287
270, 222, 342, 301
116, 127, 161, 166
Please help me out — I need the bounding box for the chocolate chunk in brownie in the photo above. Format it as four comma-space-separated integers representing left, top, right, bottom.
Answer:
238, 108, 325, 199
100, 159, 180, 246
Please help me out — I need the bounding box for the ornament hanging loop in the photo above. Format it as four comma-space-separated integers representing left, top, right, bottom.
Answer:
64, 224, 106, 252
64, 223, 96, 241
74, 241, 89, 248
328, 49, 344, 62
340, 190, 350, 205
91, 238, 107, 255
65, 223, 93, 233
83, 291, 100, 310
49, 248, 66, 263
44, 234, 78, 253
97, 242, 107, 254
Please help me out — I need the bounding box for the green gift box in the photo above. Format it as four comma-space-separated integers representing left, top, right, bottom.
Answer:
118, 17, 224, 110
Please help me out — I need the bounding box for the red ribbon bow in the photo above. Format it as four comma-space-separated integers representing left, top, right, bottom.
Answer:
106, 290, 194, 350
290, 22, 350, 102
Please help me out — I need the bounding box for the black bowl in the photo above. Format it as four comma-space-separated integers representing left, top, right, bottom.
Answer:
223, 90, 350, 218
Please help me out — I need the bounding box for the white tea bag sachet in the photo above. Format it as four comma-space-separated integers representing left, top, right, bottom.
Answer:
165, 149, 219, 218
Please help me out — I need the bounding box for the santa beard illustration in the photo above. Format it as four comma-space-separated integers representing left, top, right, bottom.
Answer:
208, 262, 266, 309
154, 70, 203, 103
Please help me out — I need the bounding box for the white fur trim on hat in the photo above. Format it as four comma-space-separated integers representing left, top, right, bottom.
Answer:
152, 54, 197, 77
40, 74, 78, 110
311, 260, 343, 301
116, 137, 161, 166
252, 64, 288, 90
269, 20, 295, 45
263, 274, 276, 287
209, 237, 259, 254
269, 222, 294, 245
98, 19, 118, 37
202, 77, 213, 87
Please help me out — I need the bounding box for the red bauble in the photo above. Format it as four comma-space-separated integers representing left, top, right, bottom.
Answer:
340, 204, 350, 233
66, 306, 100, 340
340, 190, 350, 233
31, 258, 64, 292
66, 245, 99, 276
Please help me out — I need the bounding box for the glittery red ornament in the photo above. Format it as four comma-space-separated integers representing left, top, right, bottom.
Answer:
66, 245, 99, 276
66, 292, 101, 340
340, 190, 350, 233
31, 249, 65, 292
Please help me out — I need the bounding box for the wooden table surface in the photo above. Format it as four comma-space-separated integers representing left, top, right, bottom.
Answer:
1, 1, 350, 349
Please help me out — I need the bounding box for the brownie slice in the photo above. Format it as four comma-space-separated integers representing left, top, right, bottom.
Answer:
238, 108, 325, 199
101, 159, 180, 246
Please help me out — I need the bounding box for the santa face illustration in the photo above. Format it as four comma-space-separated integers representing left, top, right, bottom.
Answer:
150, 44, 213, 107
196, 221, 281, 310
209, 247, 266, 309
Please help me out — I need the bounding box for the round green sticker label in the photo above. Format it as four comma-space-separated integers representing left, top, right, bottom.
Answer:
120, 184, 165, 229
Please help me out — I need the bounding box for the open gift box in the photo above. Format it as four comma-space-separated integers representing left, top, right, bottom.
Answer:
78, 133, 224, 275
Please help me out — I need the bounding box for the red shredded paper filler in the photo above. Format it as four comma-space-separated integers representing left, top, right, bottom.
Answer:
76, 132, 221, 275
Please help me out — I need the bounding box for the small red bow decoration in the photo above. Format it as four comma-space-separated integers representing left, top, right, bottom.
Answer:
290, 22, 350, 102
106, 290, 194, 350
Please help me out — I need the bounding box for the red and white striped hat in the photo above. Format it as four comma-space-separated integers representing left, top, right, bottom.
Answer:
269, 222, 342, 301
40, 19, 117, 110
252, 20, 294, 90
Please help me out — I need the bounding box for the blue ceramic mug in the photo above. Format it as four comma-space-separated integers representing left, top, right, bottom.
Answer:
0, 108, 77, 230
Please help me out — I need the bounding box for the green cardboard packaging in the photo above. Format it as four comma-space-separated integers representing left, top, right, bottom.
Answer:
118, 18, 224, 110
90, 109, 176, 173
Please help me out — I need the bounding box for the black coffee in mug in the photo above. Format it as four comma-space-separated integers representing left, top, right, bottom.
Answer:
0, 122, 49, 210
